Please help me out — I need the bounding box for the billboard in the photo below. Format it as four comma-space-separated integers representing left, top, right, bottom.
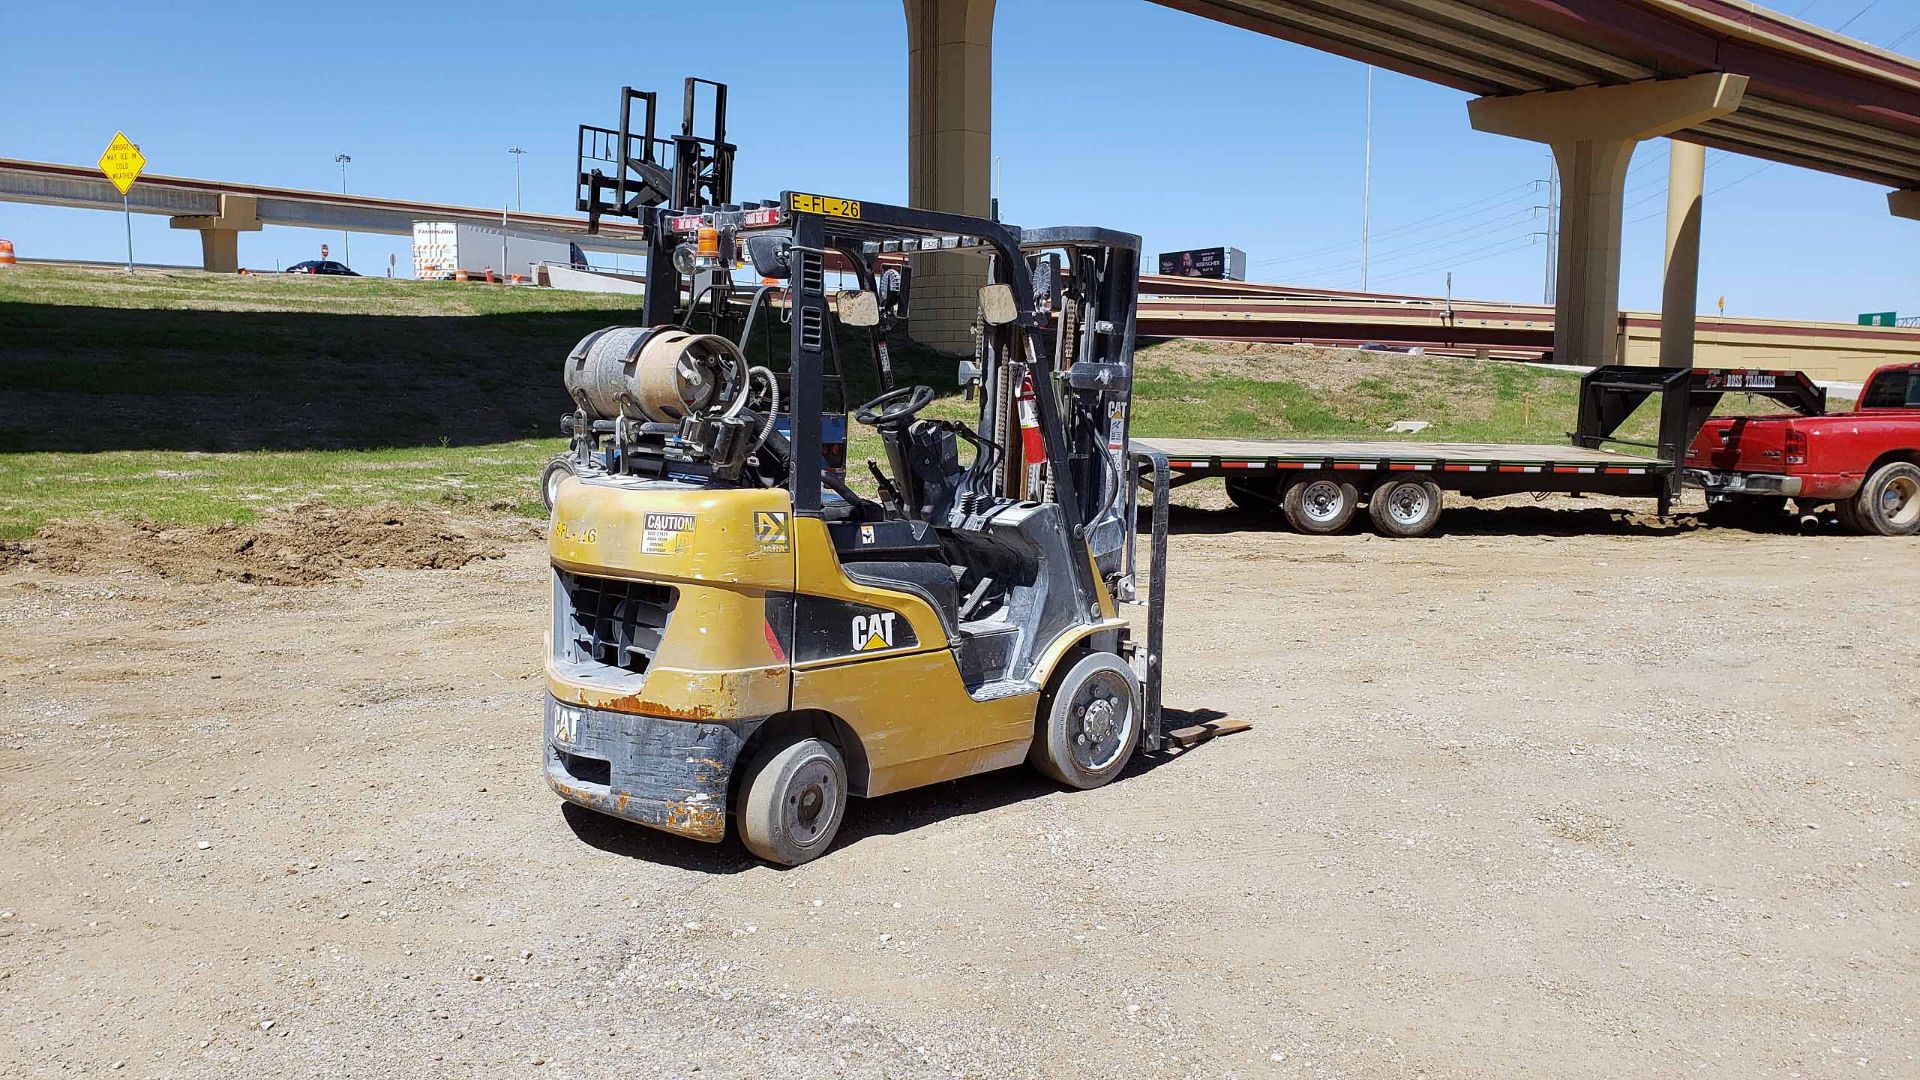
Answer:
1157, 246, 1247, 281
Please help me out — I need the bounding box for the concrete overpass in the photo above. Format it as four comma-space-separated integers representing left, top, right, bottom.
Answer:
0, 158, 648, 273
902, 0, 1920, 363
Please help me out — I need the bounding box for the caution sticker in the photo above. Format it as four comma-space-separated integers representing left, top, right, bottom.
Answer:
753, 510, 790, 553
641, 512, 696, 555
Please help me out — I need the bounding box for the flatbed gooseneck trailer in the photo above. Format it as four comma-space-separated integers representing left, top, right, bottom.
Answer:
1131, 366, 1827, 537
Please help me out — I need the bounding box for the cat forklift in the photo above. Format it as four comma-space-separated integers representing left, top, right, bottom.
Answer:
542, 189, 1172, 864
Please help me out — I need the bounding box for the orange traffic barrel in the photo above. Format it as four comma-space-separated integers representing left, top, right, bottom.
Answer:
0, 239, 16, 267
454, 268, 469, 283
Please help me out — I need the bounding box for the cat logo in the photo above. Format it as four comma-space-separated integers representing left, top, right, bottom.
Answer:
753, 510, 789, 552
852, 612, 897, 652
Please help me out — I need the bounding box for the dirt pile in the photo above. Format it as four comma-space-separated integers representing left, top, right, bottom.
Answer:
11, 502, 508, 585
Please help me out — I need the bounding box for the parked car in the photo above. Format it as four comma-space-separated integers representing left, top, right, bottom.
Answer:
286, 260, 359, 276
1685, 362, 1920, 535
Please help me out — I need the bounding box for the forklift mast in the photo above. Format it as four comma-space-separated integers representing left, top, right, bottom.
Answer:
1018, 226, 1143, 586
575, 77, 736, 232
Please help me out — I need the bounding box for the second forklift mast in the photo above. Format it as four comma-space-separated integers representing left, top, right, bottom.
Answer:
576, 77, 737, 232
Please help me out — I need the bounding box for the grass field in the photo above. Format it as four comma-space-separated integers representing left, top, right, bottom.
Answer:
2, 264, 1666, 539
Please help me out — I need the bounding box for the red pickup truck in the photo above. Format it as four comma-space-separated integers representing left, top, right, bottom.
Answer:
1685, 362, 1920, 536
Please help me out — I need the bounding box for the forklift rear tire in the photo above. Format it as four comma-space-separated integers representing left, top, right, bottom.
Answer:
1224, 476, 1283, 513
737, 737, 848, 866
540, 455, 578, 512
1283, 478, 1359, 535
1851, 460, 1920, 536
1367, 478, 1442, 537
1030, 653, 1141, 791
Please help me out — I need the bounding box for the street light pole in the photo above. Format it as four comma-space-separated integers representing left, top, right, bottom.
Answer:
1360, 65, 1373, 293
508, 146, 526, 212
334, 153, 352, 268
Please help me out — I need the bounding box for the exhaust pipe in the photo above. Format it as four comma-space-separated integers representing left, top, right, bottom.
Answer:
1797, 513, 1822, 533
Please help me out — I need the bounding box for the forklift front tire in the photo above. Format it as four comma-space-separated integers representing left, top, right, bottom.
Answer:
737, 737, 848, 866
1031, 653, 1141, 791
540, 455, 578, 512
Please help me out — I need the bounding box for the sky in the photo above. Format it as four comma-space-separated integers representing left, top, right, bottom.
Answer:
3, 0, 1918, 320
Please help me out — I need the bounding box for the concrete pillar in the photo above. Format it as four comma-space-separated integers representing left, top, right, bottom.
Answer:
197, 229, 241, 274
904, 0, 994, 354
1469, 75, 1746, 366
1660, 140, 1706, 368
169, 194, 262, 274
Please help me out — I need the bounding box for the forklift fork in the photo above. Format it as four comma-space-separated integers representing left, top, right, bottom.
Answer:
1126, 449, 1171, 753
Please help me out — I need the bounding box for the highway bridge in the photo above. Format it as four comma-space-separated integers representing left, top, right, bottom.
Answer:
903, 0, 1920, 365
0, 158, 648, 273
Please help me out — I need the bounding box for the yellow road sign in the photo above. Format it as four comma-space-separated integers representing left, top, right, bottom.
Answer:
98, 132, 145, 195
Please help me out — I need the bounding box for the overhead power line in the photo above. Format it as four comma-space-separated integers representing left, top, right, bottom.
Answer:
1624, 162, 1776, 227
1253, 181, 1537, 267
1288, 207, 1540, 280
1837, 0, 1883, 32
1371, 235, 1545, 287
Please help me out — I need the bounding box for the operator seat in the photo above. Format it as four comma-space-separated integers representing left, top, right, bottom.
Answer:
899, 420, 969, 522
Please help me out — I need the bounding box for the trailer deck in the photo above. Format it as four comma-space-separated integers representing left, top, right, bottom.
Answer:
1125, 365, 1829, 537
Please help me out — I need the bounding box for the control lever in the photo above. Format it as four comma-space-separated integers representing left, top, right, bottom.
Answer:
866, 458, 904, 515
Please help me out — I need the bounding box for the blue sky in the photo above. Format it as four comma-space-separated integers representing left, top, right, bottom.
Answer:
3, 0, 1917, 319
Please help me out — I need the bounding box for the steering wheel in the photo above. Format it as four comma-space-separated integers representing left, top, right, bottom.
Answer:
854, 384, 935, 428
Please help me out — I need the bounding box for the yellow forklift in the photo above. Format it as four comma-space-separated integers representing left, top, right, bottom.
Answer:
542, 191, 1172, 864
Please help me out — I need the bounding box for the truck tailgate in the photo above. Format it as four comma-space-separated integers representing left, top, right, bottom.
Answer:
1688, 416, 1791, 471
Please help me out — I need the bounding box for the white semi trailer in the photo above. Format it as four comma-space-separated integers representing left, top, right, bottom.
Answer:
411, 222, 586, 281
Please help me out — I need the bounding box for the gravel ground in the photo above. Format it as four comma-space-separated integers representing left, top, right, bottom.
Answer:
0, 495, 1914, 1079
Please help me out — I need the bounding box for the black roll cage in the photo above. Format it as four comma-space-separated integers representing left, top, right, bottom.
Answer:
640, 193, 1087, 531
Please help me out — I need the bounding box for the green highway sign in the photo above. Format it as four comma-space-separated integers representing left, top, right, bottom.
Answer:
1857, 311, 1897, 326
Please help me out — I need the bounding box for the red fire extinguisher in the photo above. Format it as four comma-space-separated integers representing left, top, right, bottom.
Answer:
1015, 371, 1046, 495
1015, 374, 1045, 463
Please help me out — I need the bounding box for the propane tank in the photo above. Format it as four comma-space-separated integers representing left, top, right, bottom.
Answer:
563, 326, 747, 423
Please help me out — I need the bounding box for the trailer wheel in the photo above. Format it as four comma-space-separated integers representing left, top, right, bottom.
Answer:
737, 737, 848, 866
540, 455, 578, 512
1367, 478, 1442, 537
1224, 475, 1283, 513
1852, 460, 1920, 536
1030, 652, 1141, 791
1283, 478, 1359, 534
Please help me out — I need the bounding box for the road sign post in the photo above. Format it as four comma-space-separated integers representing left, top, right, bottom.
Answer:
98, 132, 146, 274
